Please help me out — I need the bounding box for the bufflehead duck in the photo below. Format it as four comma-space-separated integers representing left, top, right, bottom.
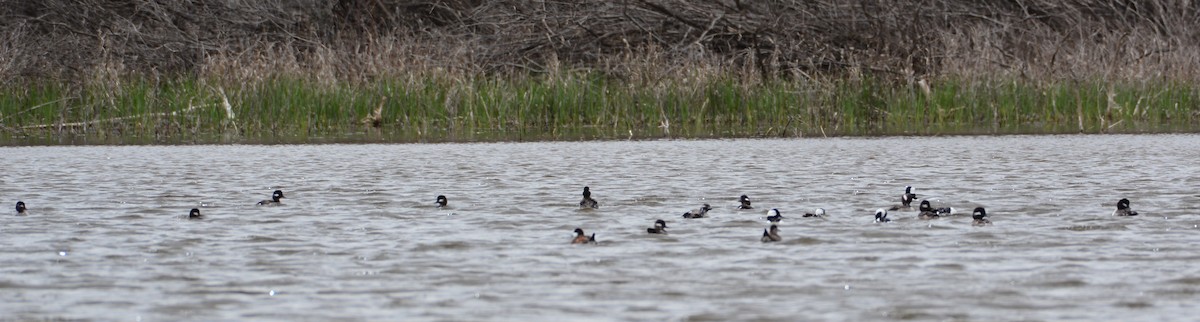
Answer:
571, 228, 596, 244
901, 186, 917, 207
874, 208, 891, 223
803, 208, 826, 218
257, 190, 285, 206
647, 219, 668, 234
972, 207, 992, 226
435, 195, 448, 208
917, 200, 940, 220
761, 224, 782, 242
682, 203, 713, 219
188, 208, 204, 220
579, 186, 599, 209
766, 208, 784, 223
889, 187, 919, 211
738, 195, 753, 209
1112, 198, 1139, 216
15, 201, 26, 215
914, 199, 954, 215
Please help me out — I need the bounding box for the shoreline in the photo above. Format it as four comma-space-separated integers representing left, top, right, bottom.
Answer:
5, 1, 1200, 146
3, 126, 1197, 147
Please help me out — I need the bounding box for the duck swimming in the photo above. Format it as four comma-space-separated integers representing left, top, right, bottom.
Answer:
15, 201, 26, 215
1111, 198, 1139, 216
571, 228, 597, 244
972, 207, 992, 226
918, 199, 954, 215
889, 186, 919, 211
257, 190, 285, 206
435, 195, 448, 208
682, 203, 713, 219
761, 224, 782, 242
579, 186, 599, 209
766, 208, 784, 223
803, 208, 826, 218
188, 208, 204, 220
647, 219, 668, 234
901, 186, 917, 207
917, 200, 940, 220
738, 195, 753, 209
874, 208, 891, 223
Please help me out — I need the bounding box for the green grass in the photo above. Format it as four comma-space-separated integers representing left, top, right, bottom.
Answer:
1, 71, 1198, 145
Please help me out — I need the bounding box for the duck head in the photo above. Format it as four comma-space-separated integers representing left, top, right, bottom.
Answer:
874, 208, 890, 222
1116, 198, 1131, 210
919, 200, 933, 212
972, 207, 988, 219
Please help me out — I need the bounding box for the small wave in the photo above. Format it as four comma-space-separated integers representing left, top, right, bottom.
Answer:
411, 241, 473, 252
1057, 225, 1128, 231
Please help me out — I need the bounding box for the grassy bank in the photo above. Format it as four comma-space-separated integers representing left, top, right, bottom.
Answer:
4, 1, 1200, 144
1, 72, 1197, 145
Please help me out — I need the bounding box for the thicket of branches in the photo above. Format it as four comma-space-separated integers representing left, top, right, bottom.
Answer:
2, 0, 1198, 84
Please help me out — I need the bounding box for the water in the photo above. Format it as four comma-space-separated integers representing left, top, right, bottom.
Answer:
2, 134, 1199, 321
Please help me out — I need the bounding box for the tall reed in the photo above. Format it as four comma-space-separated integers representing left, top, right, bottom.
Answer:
2, 70, 1197, 144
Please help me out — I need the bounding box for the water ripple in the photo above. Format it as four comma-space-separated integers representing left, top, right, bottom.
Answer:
2, 135, 1199, 320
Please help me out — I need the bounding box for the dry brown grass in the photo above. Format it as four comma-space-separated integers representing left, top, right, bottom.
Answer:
1, 0, 1198, 85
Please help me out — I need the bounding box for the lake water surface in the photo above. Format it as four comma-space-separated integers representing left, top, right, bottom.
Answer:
2, 134, 1199, 321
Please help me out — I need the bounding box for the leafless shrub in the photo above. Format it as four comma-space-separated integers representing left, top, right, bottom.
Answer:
1, 0, 1198, 84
